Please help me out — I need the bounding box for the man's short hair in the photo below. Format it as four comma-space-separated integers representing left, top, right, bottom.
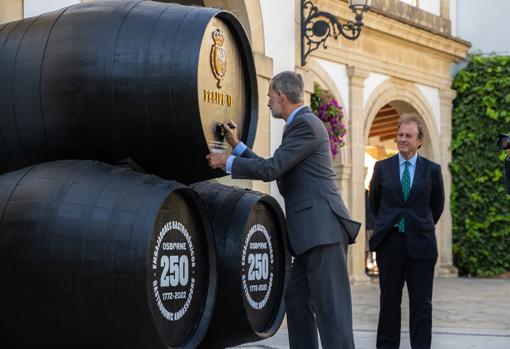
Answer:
397, 114, 425, 142
271, 71, 304, 104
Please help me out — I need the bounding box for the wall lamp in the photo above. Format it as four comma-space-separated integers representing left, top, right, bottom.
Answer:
301, 0, 371, 65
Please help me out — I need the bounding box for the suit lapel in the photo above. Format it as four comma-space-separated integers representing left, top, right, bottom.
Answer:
390, 155, 404, 202
408, 155, 424, 200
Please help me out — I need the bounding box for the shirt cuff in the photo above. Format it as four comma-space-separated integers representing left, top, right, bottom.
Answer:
226, 155, 236, 174
232, 142, 247, 156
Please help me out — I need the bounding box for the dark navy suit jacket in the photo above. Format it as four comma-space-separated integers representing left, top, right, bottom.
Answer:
369, 154, 445, 259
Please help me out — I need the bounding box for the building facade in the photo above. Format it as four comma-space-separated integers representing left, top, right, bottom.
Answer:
0, 0, 470, 281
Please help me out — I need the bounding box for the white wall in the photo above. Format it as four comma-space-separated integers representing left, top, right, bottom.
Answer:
415, 83, 441, 133
260, 0, 296, 202
24, 0, 80, 18
317, 59, 350, 113
363, 72, 389, 108
455, 0, 510, 54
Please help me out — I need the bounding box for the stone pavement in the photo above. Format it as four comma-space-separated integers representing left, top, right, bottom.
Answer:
232, 277, 510, 349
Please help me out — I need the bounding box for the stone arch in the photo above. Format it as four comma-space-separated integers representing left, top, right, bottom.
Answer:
364, 78, 441, 161
307, 59, 351, 166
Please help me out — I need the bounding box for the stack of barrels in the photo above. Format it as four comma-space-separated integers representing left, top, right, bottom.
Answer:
0, 1, 290, 349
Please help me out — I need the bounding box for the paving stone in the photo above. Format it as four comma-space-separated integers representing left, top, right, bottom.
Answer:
231, 277, 510, 349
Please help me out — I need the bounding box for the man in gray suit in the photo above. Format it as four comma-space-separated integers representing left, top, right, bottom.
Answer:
207, 71, 359, 349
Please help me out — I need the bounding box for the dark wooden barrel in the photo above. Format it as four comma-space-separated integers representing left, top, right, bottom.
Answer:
191, 182, 291, 348
0, 0, 257, 184
0, 160, 217, 349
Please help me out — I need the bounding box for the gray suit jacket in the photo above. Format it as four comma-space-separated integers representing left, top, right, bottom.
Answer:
231, 107, 360, 255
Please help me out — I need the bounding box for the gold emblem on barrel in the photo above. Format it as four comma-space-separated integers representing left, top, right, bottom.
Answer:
210, 29, 227, 88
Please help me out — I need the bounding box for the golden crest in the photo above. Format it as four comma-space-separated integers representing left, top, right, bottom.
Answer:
210, 29, 227, 88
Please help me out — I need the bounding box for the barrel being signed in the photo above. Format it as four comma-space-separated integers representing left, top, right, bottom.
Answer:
0, 1, 258, 184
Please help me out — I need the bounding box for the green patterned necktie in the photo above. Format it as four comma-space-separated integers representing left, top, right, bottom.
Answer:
398, 160, 411, 233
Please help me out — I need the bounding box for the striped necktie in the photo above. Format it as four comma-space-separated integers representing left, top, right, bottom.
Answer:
398, 160, 411, 233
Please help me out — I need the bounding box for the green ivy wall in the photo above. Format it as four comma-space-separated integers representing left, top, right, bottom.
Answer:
451, 55, 510, 276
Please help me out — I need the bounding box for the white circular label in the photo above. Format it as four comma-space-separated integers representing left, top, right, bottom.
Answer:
152, 221, 196, 322
241, 224, 274, 310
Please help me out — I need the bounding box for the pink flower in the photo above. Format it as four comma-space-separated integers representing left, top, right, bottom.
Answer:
311, 83, 346, 159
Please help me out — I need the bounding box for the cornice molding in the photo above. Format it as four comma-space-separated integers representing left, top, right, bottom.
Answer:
313, 49, 453, 89
320, 0, 470, 60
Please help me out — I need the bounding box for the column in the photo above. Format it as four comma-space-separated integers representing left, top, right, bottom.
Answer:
437, 88, 457, 276
0, 0, 22, 24
347, 65, 370, 282
251, 52, 274, 194
334, 161, 352, 213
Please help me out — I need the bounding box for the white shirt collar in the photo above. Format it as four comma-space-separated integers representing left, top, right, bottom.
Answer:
398, 152, 418, 167
286, 105, 306, 125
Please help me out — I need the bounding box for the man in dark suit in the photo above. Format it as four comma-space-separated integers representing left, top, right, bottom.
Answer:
207, 71, 360, 349
369, 115, 445, 349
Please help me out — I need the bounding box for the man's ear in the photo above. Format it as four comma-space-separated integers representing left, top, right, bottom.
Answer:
278, 91, 286, 104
